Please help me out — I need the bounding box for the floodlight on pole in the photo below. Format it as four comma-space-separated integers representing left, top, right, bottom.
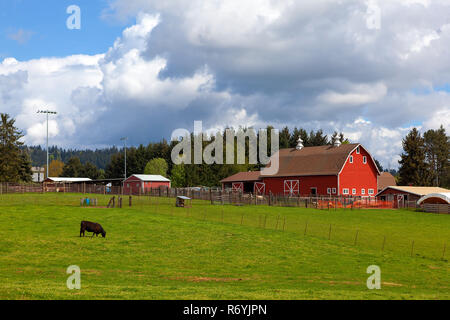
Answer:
37, 110, 57, 179
120, 137, 128, 180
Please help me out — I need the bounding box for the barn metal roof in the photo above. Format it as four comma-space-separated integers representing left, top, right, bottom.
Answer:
260, 144, 377, 178
45, 177, 92, 182
220, 171, 261, 183
378, 172, 397, 190
129, 174, 171, 182
377, 186, 450, 197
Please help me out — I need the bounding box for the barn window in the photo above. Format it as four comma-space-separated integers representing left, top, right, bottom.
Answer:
136, 183, 139, 187
356, 147, 360, 154
352, 188, 357, 195
362, 189, 366, 195
332, 188, 337, 194
127, 184, 129, 188
363, 156, 367, 164
368, 189, 374, 195
327, 188, 332, 195
349, 156, 353, 164
343, 189, 349, 195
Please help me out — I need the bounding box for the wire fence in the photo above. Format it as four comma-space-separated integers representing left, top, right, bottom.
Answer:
0, 192, 447, 262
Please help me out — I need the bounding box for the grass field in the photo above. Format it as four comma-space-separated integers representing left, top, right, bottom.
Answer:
0, 193, 448, 300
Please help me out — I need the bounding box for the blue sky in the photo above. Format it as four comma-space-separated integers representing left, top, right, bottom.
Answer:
0, 0, 449, 169
0, 0, 126, 60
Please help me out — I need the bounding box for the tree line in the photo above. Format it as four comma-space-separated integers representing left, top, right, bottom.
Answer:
1, 113, 448, 188
398, 126, 449, 187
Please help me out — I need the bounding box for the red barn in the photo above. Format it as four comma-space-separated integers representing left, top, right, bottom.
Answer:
124, 174, 171, 194
221, 143, 380, 197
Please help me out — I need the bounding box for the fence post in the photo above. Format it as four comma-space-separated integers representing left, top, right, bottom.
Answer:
382, 236, 386, 251
283, 217, 286, 232
354, 230, 359, 246
304, 221, 308, 236
328, 224, 332, 240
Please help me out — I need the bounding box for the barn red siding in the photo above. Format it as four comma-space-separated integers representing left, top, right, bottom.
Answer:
339, 147, 378, 196
124, 176, 170, 194
262, 175, 338, 196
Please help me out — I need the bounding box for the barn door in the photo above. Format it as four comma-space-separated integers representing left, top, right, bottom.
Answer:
254, 182, 266, 195
232, 182, 244, 193
284, 180, 300, 196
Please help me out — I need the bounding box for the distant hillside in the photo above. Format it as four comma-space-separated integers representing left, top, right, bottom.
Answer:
23, 146, 120, 170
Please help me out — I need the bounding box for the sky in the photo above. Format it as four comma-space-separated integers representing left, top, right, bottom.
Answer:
1, 0, 450, 169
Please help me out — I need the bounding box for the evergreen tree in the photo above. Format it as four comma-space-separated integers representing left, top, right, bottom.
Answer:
398, 128, 429, 186
62, 157, 84, 177
424, 126, 449, 187
279, 127, 291, 149
0, 113, 29, 182
82, 162, 100, 180
18, 152, 33, 182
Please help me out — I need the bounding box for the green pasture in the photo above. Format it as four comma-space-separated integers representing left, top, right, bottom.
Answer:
0, 193, 448, 299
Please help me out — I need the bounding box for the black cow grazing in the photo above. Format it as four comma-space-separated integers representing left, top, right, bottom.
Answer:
80, 221, 106, 238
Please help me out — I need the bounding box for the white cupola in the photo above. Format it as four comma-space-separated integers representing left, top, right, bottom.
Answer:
296, 137, 304, 150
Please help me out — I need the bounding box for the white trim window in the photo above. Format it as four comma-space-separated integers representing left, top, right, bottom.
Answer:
352, 188, 357, 195
363, 156, 367, 164
356, 147, 360, 154
343, 188, 349, 195
349, 156, 354, 164
361, 189, 366, 195
332, 188, 337, 194
327, 188, 332, 195
368, 189, 375, 195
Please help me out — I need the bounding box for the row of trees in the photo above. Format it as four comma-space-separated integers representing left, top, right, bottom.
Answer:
24, 145, 119, 169
398, 126, 449, 187
2, 112, 448, 188
0, 114, 32, 182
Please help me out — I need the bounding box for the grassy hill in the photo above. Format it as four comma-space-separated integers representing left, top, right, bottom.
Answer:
0, 193, 448, 299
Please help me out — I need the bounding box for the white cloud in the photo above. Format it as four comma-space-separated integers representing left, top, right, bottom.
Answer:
318, 83, 387, 106
0, 2, 449, 170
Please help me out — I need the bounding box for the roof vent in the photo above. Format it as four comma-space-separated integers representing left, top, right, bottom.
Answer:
296, 137, 304, 150
333, 139, 341, 147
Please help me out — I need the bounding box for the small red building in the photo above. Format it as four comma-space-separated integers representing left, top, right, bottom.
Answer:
124, 174, 171, 194
221, 142, 380, 197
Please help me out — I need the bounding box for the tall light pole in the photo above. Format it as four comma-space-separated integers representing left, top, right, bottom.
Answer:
37, 110, 57, 179
120, 137, 128, 180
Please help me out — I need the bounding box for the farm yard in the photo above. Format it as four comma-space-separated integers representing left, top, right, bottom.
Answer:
0, 193, 448, 300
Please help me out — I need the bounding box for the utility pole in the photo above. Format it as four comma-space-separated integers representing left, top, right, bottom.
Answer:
37, 110, 57, 179
121, 137, 128, 180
